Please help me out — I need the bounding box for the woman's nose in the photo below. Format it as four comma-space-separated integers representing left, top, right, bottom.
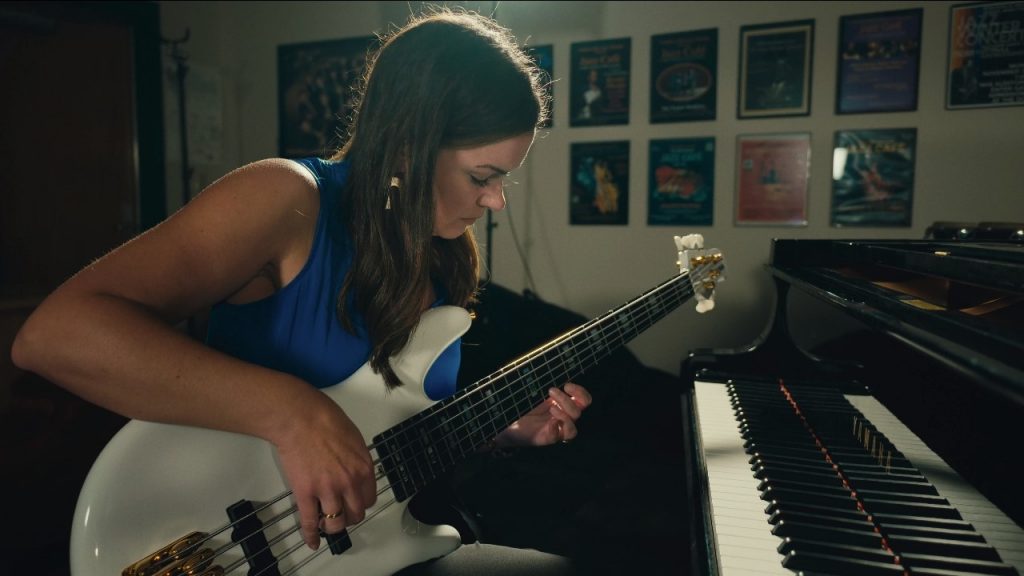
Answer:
478, 185, 506, 212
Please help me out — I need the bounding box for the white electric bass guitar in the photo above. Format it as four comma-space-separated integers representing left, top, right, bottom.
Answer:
71, 235, 724, 576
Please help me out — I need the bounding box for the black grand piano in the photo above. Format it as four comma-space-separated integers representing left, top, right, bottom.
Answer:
681, 238, 1024, 576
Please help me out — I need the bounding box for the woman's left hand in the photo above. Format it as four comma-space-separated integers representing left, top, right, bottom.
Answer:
493, 382, 592, 447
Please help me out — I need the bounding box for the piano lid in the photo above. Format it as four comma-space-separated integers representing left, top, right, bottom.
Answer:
768, 239, 1024, 408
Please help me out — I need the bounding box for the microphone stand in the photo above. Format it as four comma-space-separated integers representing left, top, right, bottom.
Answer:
484, 209, 497, 283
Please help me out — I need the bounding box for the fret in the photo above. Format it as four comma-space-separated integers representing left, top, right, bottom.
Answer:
520, 366, 542, 397
601, 318, 625, 349
558, 342, 578, 377
616, 310, 637, 340
585, 326, 609, 361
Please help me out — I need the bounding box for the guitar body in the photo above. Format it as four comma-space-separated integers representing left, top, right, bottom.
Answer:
69, 236, 725, 576
70, 306, 473, 576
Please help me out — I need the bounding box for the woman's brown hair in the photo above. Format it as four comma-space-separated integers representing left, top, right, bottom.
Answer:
331, 8, 549, 389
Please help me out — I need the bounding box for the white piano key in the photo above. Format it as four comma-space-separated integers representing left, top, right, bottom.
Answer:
696, 381, 791, 575
696, 380, 1024, 576
848, 394, 1024, 573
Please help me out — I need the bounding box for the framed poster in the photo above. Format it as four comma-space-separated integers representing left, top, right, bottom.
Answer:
735, 133, 810, 226
570, 38, 631, 127
529, 44, 554, 127
831, 129, 916, 227
836, 8, 923, 114
278, 36, 376, 158
738, 20, 814, 118
947, 1, 1024, 109
648, 138, 715, 226
570, 141, 629, 225
650, 29, 718, 123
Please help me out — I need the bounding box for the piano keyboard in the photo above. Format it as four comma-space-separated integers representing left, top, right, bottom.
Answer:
694, 379, 1024, 576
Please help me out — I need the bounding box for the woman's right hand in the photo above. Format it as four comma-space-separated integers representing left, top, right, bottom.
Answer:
272, 389, 378, 550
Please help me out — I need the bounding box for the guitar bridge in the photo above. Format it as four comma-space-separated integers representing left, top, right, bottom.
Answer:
121, 531, 207, 576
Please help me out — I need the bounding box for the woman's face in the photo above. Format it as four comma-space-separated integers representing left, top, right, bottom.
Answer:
432, 132, 535, 239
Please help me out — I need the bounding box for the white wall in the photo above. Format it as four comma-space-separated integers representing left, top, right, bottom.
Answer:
160, 1, 1024, 375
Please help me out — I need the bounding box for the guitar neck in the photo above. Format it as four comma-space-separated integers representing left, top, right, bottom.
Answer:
375, 270, 695, 501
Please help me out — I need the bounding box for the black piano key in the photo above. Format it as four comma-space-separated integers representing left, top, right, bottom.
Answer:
906, 567, 1019, 576
887, 534, 1004, 561
743, 437, 826, 452
857, 488, 950, 507
901, 552, 1019, 575
754, 466, 844, 484
744, 436, 817, 451
740, 428, 813, 440
859, 497, 963, 520
750, 452, 837, 471
761, 486, 861, 510
741, 431, 820, 446
882, 522, 986, 543
768, 509, 877, 533
846, 468, 930, 483
778, 536, 898, 564
758, 477, 850, 495
765, 499, 870, 523
843, 475, 939, 495
830, 451, 915, 468
772, 519, 883, 548
872, 512, 976, 531
749, 448, 835, 467
782, 549, 906, 575
909, 565, 1019, 569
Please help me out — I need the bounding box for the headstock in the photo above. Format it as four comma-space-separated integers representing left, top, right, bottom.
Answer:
675, 234, 726, 313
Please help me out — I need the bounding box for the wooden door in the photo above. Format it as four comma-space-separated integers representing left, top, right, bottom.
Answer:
0, 3, 164, 574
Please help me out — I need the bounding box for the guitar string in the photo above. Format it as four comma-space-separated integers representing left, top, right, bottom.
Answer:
368, 270, 696, 463
159, 274, 698, 573
172, 301, 646, 574
360, 273, 697, 490
146, 270, 704, 572
233, 494, 404, 576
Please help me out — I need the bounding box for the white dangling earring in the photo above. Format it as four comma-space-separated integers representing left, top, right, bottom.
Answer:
387, 176, 402, 210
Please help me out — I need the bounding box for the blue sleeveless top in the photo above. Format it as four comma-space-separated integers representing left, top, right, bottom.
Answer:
205, 158, 460, 400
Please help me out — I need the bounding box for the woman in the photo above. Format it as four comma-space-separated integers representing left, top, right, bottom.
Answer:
13, 8, 589, 575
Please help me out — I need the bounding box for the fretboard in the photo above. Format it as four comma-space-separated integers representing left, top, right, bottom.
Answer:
375, 270, 695, 501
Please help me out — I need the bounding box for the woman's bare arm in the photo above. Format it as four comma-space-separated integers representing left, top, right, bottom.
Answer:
11, 158, 375, 548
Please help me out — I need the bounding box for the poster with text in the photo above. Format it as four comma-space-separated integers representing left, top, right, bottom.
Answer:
735, 133, 810, 226
529, 44, 554, 127
831, 129, 916, 227
837, 9, 922, 114
947, 1, 1024, 109
570, 141, 630, 225
570, 38, 631, 127
738, 20, 814, 118
648, 138, 715, 226
650, 29, 718, 123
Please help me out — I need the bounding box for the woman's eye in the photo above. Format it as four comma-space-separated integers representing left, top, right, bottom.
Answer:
471, 175, 491, 187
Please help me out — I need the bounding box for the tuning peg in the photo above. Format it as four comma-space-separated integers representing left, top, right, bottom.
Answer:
675, 234, 704, 250
695, 294, 715, 313
675, 234, 723, 314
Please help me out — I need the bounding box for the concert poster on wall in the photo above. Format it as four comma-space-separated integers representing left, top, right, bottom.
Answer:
650, 29, 718, 123
648, 138, 715, 226
947, 1, 1024, 109
570, 38, 631, 127
529, 44, 554, 127
831, 129, 916, 227
836, 8, 923, 114
278, 36, 376, 158
738, 20, 814, 118
570, 141, 630, 225
735, 133, 810, 226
